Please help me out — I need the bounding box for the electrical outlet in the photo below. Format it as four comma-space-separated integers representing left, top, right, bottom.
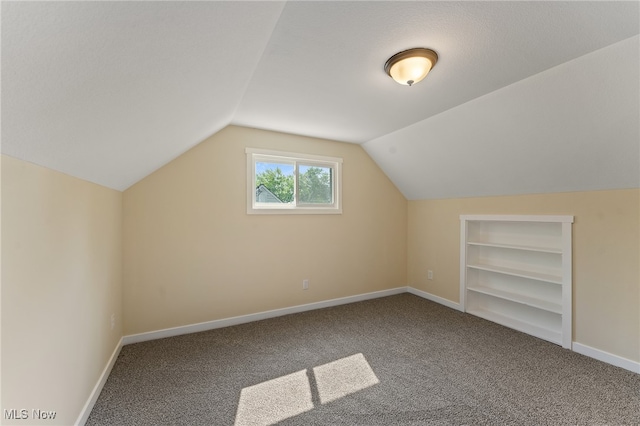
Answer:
110, 313, 115, 330
427, 270, 433, 280
303, 279, 309, 290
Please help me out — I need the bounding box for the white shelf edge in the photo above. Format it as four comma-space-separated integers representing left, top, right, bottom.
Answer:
467, 286, 562, 314
467, 308, 562, 345
460, 214, 574, 223
467, 263, 563, 285
467, 241, 562, 254
460, 215, 572, 349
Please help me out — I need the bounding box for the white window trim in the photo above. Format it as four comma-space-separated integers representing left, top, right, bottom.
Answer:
246, 148, 343, 215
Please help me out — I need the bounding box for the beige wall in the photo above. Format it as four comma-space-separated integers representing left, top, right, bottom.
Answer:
1, 155, 123, 425
123, 125, 408, 335
3, 124, 636, 425
408, 189, 640, 362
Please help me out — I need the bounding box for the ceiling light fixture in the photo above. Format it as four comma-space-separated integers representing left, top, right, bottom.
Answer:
384, 48, 438, 86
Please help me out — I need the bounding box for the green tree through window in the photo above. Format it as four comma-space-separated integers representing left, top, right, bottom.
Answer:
299, 166, 332, 204
256, 167, 294, 203
247, 148, 341, 214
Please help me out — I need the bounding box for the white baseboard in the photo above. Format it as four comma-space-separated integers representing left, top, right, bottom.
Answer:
75, 288, 639, 426
407, 286, 463, 312
123, 287, 408, 345
75, 337, 123, 426
406, 288, 639, 375
572, 342, 640, 374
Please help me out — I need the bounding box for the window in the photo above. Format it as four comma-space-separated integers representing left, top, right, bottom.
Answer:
246, 148, 342, 214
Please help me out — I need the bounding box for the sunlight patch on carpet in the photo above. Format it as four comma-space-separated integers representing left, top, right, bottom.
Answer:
235, 353, 379, 425
235, 369, 313, 426
313, 353, 380, 404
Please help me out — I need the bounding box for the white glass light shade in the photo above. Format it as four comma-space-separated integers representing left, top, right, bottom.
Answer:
384, 48, 438, 86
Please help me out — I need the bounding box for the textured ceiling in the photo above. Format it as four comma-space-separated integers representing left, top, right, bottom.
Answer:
364, 36, 640, 200
2, 1, 639, 195
2, 1, 285, 190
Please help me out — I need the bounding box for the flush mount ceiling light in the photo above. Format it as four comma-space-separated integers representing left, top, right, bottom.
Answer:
384, 48, 438, 86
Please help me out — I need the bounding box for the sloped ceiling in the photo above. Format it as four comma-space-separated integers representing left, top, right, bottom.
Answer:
365, 36, 640, 200
2, 1, 639, 196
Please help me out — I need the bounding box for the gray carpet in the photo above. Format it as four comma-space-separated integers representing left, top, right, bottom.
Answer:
86, 294, 640, 425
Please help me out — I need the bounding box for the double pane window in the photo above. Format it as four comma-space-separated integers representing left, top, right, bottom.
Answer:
247, 149, 342, 214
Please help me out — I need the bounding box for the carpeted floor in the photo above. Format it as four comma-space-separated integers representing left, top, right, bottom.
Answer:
86, 294, 640, 425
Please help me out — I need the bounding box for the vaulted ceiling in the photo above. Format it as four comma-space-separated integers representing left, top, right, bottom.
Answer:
2, 1, 639, 198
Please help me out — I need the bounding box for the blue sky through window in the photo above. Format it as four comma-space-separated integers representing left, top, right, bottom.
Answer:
256, 162, 294, 176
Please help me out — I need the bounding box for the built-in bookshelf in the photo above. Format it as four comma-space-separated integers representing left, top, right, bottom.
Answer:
460, 215, 573, 348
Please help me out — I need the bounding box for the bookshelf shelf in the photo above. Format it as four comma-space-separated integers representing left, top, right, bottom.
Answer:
460, 215, 573, 348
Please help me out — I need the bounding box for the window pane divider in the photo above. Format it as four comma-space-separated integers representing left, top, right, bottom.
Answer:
246, 148, 342, 215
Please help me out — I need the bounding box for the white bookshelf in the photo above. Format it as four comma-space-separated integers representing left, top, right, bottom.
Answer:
460, 215, 573, 348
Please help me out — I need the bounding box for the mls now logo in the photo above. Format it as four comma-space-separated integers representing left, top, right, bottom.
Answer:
4, 408, 57, 420
4, 409, 28, 420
